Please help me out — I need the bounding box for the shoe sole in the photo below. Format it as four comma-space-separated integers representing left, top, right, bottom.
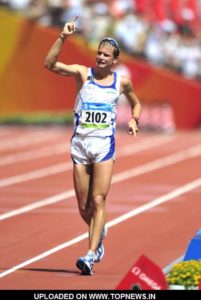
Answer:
76, 259, 93, 275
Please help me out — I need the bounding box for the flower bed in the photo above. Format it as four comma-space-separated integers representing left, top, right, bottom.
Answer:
167, 259, 201, 289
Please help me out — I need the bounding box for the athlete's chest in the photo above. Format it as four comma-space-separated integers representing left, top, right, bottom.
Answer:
81, 82, 119, 103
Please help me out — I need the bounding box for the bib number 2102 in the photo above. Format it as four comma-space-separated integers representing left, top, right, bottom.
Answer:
85, 111, 107, 123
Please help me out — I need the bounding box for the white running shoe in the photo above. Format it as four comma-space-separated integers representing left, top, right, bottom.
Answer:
76, 251, 95, 275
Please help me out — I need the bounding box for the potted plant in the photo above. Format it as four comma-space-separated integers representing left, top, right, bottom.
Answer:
167, 259, 201, 290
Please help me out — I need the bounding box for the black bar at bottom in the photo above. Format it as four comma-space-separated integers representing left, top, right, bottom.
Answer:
0, 290, 201, 300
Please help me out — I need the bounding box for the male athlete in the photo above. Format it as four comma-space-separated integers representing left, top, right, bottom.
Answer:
44, 17, 141, 275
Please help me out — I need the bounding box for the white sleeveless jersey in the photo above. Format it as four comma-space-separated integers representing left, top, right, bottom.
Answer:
73, 68, 121, 137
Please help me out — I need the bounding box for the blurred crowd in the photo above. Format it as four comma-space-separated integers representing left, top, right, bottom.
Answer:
1, 0, 201, 81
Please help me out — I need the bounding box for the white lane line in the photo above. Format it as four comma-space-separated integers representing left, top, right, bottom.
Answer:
112, 144, 201, 184
0, 162, 72, 188
0, 191, 75, 221
163, 256, 184, 275
0, 131, 64, 151
0, 137, 174, 188
0, 135, 173, 166
0, 144, 66, 166
117, 136, 174, 157
0, 144, 201, 220
0, 177, 200, 278
107, 177, 201, 228
0, 130, 14, 138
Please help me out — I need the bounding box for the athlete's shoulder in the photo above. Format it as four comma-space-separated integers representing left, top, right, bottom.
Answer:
120, 74, 130, 82
120, 75, 132, 87
119, 75, 134, 94
74, 65, 90, 83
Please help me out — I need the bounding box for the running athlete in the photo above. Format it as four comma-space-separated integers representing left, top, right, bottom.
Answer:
44, 17, 142, 275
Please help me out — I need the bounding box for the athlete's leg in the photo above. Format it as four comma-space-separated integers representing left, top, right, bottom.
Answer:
73, 163, 93, 225
89, 158, 114, 253
75, 158, 113, 275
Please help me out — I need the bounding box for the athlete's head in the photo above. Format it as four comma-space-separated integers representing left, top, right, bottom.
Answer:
98, 37, 120, 59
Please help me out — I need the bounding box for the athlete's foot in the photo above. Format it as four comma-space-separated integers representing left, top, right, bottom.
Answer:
76, 250, 95, 275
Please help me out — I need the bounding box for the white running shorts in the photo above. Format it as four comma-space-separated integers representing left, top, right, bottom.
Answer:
70, 134, 115, 164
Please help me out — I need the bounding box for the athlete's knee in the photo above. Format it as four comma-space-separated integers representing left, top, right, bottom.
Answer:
92, 194, 106, 211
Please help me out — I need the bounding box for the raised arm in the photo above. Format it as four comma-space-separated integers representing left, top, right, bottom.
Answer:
44, 16, 86, 77
121, 76, 142, 137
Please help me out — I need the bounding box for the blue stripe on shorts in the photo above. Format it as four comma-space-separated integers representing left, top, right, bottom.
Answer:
100, 135, 115, 162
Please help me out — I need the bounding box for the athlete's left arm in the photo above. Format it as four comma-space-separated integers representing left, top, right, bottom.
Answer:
121, 76, 142, 136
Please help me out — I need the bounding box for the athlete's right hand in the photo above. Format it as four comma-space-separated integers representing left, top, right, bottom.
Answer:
61, 16, 78, 37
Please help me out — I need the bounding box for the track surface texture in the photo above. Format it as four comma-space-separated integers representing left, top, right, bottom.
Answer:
0, 126, 201, 290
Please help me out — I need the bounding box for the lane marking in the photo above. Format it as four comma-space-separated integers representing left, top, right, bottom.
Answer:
0, 131, 62, 151
112, 144, 201, 184
0, 144, 66, 166
0, 191, 74, 221
117, 136, 174, 156
0, 137, 175, 188
0, 162, 72, 188
0, 144, 201, 220
0, 177, 200, 278
0, 136, 173, 166
163, 256, 184, 275
107, 177, 201, 227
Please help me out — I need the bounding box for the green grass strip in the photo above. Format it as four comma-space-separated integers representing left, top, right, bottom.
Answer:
0, 112, 74, 125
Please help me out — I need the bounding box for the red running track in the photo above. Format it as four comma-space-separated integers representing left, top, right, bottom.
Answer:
0, 126, 201, 289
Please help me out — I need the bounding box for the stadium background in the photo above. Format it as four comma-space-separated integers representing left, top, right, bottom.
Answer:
0, 2, 201, 129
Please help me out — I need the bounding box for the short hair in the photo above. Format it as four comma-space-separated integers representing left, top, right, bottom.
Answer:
98, 37, 120, 58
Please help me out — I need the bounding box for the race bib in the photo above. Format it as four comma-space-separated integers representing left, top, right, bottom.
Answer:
81, 102, 112, 129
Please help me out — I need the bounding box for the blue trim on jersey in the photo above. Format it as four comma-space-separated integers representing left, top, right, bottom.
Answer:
74, 113, 80, 132
101, 135, 115, 162
91, 68, 117, 90
82, 102, 112, 112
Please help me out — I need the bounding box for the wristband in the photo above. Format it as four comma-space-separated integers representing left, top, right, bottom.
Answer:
59, 34, 66, 41
132, 117, 139, 125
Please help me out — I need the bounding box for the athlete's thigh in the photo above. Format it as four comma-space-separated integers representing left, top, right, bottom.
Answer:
73, 163, 93, 205
92, 159, 114, 196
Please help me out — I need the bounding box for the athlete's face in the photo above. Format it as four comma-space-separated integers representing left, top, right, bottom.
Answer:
96, 44, 117, 68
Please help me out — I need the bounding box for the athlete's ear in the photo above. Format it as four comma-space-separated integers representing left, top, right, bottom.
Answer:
113, 57, 118, 65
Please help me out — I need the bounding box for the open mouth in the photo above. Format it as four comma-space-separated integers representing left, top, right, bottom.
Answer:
96, 61, 105, 66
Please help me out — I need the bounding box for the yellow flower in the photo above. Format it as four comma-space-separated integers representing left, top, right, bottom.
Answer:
167, 260, 201, 289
